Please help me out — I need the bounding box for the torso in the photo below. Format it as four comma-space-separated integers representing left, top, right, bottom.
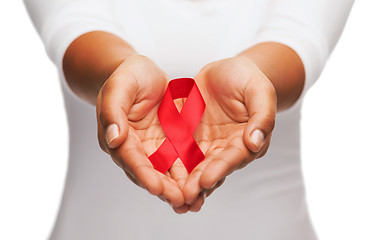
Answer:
51, 1, 317, 239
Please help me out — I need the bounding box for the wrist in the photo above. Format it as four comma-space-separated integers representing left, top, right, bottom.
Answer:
63, 31, 137, 104
204, 56, 277, 98
237, 42, 304, 111
233, 55, 278, 104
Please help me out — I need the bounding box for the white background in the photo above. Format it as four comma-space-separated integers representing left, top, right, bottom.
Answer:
0, 1, 370, 239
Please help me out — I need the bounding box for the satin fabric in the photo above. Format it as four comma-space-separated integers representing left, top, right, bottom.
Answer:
149, 78, 205, 173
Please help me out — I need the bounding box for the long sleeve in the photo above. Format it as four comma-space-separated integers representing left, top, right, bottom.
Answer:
23, 0, 126, 72
24, 0, 354, 106
250, 0, 354, 106
21, 1, 355, 239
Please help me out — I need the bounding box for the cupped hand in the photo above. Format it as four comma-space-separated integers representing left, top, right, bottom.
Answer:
179, 56, 277, 212
96, 55, 186, 208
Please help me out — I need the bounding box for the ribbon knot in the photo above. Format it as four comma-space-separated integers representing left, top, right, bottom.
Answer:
149, 78, 205, 173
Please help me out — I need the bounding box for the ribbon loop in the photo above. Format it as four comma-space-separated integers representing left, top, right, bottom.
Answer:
148, 78, 205, 173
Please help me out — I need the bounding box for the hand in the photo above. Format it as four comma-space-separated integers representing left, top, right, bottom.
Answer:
96, 55, 186, 208
179, 56, 277, 211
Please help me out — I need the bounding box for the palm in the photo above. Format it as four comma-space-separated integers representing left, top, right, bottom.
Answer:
121, 91, 194, 210
193, 63, 251, 181
125, 92, 188, 169
195, 97, 248, 173
97, 55, 188, 207
178, 67, 252, 211
127, 104, 165, 157
181, 57, 278, 209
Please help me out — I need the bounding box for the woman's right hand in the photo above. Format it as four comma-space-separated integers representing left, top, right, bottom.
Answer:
96, 55, 186, 208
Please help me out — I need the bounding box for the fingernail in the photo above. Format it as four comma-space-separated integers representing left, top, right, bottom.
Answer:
202, 190, 207, 199
251, 129, 264, 150
106, 124, 119, 148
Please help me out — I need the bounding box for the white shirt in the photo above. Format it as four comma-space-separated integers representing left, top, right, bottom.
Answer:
24, 0, 353, 239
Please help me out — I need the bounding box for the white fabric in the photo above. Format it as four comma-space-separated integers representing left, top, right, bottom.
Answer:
24, 0, 353, 239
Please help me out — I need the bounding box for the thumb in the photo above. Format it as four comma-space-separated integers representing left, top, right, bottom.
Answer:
243, 79, 277, 153
97, 73, 137, 150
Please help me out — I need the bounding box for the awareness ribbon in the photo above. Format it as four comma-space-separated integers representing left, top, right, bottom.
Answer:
148, 78, 205, 173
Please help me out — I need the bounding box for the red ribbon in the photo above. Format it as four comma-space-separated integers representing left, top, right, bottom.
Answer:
148, 78, 205, 173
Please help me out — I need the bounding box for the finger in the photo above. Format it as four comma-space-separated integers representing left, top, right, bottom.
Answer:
182, 157, 212, 205
187, 178, 225, 212
256, 134, 272, 159
169, 158, 188, 189
116, 148, 162, 196
107, 129, 161, 191
243, 79, 277, 153
156, 171, 185, 208
114, 143, 184, 207
173, 204, 189, 214
199, 144, 251, 190
117, 131, 184, 205
97, 73, 138, 149
188, 191, 206, 212
204, 177, 226, 198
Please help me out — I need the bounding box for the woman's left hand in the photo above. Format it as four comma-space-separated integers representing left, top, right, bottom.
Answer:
175, 56, 277, 212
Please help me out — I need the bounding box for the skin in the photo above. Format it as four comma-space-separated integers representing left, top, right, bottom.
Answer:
63, 31, 304, 213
